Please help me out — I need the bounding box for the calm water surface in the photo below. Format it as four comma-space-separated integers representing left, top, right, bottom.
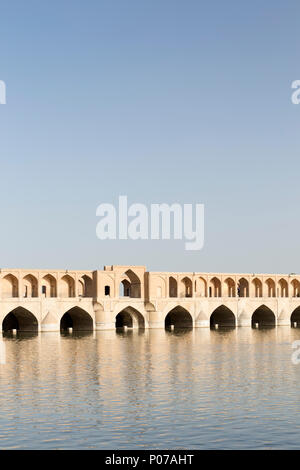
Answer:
0, 327, 300, 449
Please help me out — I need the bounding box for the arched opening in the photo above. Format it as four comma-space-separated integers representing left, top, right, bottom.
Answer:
291, 307, 300, 327
210, 305, 236, 328
265, 278, 275, 298
252, 278, 262, 297
2, 274, 19, 298
278, 278, 288, 298
169, 277, 178, 297
180, 277, 192, 297
238, 278, 249, 297
60, 307, 93, 331
291, 280, 300, 298
165, 306, 193, 329
115, 307, 145, 329
23, 274, 38, 298
209, 277, 221, 297
224, 278, 235, 297
119, 270, 141, 298
2, 307, 38, 332
196, 277, 207, 297
42, 274, 57, 297
252, 305, 276, 328
80, 275, 93, 297
60, 275, 75, 298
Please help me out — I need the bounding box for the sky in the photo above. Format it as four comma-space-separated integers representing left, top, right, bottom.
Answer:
0, 0, 300, 273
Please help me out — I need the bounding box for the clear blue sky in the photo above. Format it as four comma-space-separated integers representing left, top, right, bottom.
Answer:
0, 0, 299, 273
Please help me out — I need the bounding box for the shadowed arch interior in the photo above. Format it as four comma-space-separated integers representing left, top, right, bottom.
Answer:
252, 305, 275, 327
165, 306, 193, 329
210, 305, 236, 328
115, 306, 145, 329
2, 307, 38, 332
60, 307, 93, 331
291, 307, 300, 327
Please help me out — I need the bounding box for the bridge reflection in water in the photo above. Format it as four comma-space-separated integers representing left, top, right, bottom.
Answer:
0, 327, 300, 449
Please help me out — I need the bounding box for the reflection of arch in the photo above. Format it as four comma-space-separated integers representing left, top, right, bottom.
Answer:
180, 277, 192, 298
291, 280, 300, 298
265, 278, 275, 298
169, 277, 177, 297
210, 305, 236, 328
238, 278, 249, 297
252, 305, 276, 327
278, 278, 288, 298
60, 307, 93, 331
224, 278, 235, 297
209, 277, 221, 297
165, 306, 193, 329
23, 274, 38, 298
61, 275, 75, 298
252, 278, 262, 297
119, 270, 141, 298
2, 307, 38, 332
42, 274, 57, 297
291, 306, 300, 327
115, 306, 145, 329
2, 274, 19, 298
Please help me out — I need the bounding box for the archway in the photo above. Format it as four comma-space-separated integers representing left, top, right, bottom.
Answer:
265, 278, 275, 298
209, 277, 221, 297
252, 278, 262, 297
165, 306, 193, 329
224, 278, 235, 297
2, 274, 19, 298
60, 275, 75, 298
291, 307, 300, 327
252, 305, 276, 328
23, 274, 38, 298
119, 270, 141, 298
60, 307, 93, 331
115, 307, 145, 329
2, 307, 38, 332
180, 277, 192, 297
42, 274, 57, 297
210, 305, 236, 328
238, 278, 249, 297
169, 277, 178, 297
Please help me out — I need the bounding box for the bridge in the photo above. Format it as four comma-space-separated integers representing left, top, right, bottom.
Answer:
0, 265, 300, 332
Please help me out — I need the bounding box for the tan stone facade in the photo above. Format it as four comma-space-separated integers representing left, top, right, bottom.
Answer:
1, 265, 300, 332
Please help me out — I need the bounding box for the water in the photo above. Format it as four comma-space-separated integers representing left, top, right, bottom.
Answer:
0, 327, 300, 449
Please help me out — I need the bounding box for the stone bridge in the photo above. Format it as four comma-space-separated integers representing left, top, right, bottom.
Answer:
0, 265, 300, 332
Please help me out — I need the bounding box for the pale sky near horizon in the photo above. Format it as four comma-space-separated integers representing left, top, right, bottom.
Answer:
0, 0, 300, 274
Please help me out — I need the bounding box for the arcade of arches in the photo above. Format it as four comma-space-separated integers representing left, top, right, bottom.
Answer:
0, 266, 300, 332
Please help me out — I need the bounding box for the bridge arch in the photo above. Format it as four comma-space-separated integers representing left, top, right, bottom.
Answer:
119, 270, 141, 298
210, 305, 236, 328
169, 276, 178, 297
252, 278, 262, 297
224, 278, 235, 297
238, 278, 249, 297
165, 306, 193, 329
2, 274, 19, 298
252, 305, 276, 327
291, 279, 300, 298
42, 274, 57, 297
115, 306, 145, 329
23, 274, 38, 298
60, 307, 93, 331
265, 278, 275, 298
291, 306, 300, 327
2, 307, 39, 332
